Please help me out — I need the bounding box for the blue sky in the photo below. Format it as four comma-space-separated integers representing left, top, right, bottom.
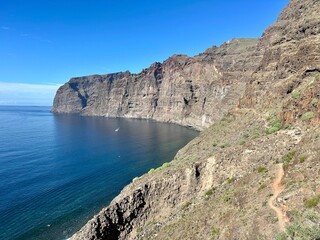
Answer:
0, 0, 289, 106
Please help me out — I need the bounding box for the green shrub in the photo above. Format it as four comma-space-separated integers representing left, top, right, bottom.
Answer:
227, 177, 235, 184
181, 201, 192, 210
205, 188, 214, 197
157, 162, 170, 171
305, 195, 320, 208
266, 119, 282, 134
291, 90, 300, 99
132, 177, 141, 182
211, 227, 220, 238
301, 111, 314, 121
266, 126, 281, 134
283, 124, 291, 129
299, 155, 306, 163
252, 131, 260, 139
257, 166, 267, 173
239, 140, 246, 145
220, 142, 230, 148
242, 132, 250, 139
148, 168, 155, 174
311, 98, 319, 107
258, 183, 267, 191
271, 119, 282, 129
282, 151, 296, 163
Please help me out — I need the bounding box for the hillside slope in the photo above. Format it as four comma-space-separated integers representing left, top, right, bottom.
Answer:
66, 0, 320, 239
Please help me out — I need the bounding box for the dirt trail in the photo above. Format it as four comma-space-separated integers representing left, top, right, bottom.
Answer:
268, 163, 290, 231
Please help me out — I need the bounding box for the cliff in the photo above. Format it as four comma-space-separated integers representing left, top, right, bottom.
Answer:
61, 0, 320, 239
52, 38, 261, 130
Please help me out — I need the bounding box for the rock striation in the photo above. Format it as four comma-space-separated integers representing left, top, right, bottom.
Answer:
67, 0, 320, 239
52, 38, 260, 130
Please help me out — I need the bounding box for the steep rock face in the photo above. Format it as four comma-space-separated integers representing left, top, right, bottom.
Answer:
239, 0, 320, 120
52, 38, 260, 130
71, 0, 320, 239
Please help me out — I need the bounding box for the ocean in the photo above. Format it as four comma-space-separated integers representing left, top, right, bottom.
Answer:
0, 106, 198, 240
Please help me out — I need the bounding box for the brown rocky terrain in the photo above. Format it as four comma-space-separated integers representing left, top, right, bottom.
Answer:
53, 0, 320, 239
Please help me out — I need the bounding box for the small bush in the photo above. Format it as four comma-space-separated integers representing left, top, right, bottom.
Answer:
132, 177, 141, 182
258, 183, 267, 191
220, 142, 230, 148
266, 126, 281, 134
257, 166, 267, 173
252, 131, 260, 139
283, 124, 291, 129
239, 140, 246, 145
224, 195, 232, 203
148, 168, 155, 174
299, 155, 306, 163
242, 132, 250, 139
305, 195, 320, 208
227, 177, 235, 184
311, 98, 319, 107
282, 151, 296, 163
301, 111, 314, 121
211, 227, 220, 238
291, 90, 300, 99
205, 188, 214, 197
157, 162, 170, 171
266, 119, 282, 134
181, 201, 192, 210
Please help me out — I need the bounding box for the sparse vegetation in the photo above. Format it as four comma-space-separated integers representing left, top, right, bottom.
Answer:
311, 98, 319, 107
301, 111, 314, 121
257, 166, 267, 173
258, 183, 267, 191
276, 210, 320, 239
132, 176, 141, 182
227, 177, 235, 184
266, 119, 282, 134
299, 155, 306, 163
305, 195, 320, 208
239, 140, 246, 145
181, 201, 192, 210
282, 150, 296, 163
242, 132, 250, 139
220, 142, 230, 148
205, 188, 214, 197
157, 162, 170, 171
211, 227, 220, 238
148, 168, 155, 174
291, 89, 300, 99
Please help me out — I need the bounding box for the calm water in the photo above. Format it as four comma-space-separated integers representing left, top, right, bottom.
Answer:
0, 106, 197, 240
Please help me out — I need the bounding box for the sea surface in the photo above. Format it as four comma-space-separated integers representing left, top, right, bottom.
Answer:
0, 106, 198, 240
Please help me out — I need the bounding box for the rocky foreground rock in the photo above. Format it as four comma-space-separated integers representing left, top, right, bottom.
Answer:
54, 0, 320, 239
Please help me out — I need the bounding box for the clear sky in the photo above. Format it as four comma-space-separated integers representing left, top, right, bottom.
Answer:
0, 0, 289, 106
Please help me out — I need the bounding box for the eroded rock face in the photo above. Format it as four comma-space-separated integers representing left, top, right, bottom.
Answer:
52, 38, 260, 130
239, 0, 320, 118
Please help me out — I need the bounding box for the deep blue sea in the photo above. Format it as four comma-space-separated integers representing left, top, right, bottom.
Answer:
0, 106, 197, 240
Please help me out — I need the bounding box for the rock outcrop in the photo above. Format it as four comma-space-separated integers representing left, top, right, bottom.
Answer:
69, 0, 320, 239
52, 38, 260, 130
